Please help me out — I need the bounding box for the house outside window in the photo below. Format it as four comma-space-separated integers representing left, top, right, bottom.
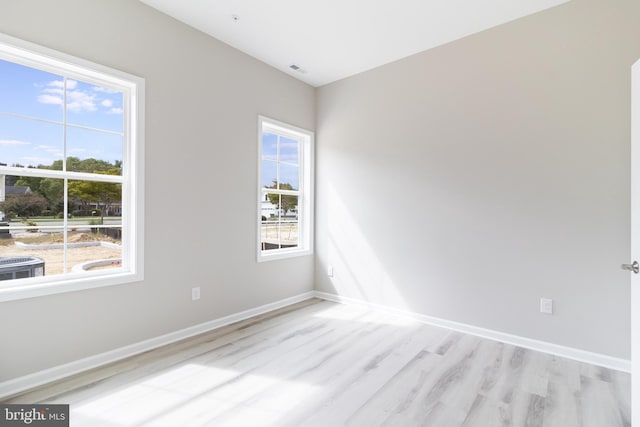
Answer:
258, 116, 313, 261
0, 34, 144, 301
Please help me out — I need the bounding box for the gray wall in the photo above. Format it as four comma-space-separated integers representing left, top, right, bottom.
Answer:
0, 0, 315, 382
315, 0, 640, 359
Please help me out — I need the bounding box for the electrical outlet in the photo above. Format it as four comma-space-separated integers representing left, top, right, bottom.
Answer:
192, 287, 201, 301
540, 298, 553, 315
328, 265, 334, 277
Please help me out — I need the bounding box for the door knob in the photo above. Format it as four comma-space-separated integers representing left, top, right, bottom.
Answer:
621, 260, 639, 274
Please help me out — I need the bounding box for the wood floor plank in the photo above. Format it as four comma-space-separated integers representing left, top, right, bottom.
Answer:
378, 334, 483, 426
289, 325, 440, 426
580, 376, 626, 427
461, 394, 511, 427
542, 381, 580, 427
2, 300, 630, 427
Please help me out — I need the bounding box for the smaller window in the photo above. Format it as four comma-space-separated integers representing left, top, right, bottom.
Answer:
258, 116, 313, 261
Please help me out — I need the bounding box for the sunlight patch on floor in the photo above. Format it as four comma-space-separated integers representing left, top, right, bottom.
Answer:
72, 363, 321, 426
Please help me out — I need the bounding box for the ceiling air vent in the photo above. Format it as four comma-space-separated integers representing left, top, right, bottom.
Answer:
289, 64, 306, 74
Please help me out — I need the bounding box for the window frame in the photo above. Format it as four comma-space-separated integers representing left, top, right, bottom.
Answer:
0, 33, 144, 302
257, 116, 313, 262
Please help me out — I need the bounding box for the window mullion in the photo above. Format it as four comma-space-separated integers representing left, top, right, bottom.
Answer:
63, 179, 68, 274
63, 77, 68, 273
278, 194, 282, 249
0, 167, 124, 183
263, 189, 299, 197
63, 76, 68, 173
276, 134, 281, 190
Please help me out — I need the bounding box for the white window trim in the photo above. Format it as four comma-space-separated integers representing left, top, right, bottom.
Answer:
0, 33, 145, 302
257, 116, 314, 262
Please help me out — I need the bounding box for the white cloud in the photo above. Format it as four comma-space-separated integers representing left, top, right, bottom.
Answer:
48, 80, 64, 89
37, 94, 63, 106
37, 80, 96, 112
0, 139, 31, 146
101, 99, 113, 108
108, 107, 123, 115
66, 90, 97, 112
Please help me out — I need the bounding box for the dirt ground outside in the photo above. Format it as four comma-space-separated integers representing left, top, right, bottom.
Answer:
0, 232, 121, 275
261, 222, 299, 246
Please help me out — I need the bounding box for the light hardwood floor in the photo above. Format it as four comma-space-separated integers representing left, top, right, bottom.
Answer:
3, 298, 630, 426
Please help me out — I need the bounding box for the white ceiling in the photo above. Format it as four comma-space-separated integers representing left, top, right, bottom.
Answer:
140, 0, 570, 87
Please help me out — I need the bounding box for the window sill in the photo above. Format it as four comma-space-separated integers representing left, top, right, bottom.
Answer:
0, 269, 143, 302
257, 248, 313, 263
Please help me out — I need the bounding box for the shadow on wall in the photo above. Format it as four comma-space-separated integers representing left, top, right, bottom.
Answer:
321, 183, 410, 311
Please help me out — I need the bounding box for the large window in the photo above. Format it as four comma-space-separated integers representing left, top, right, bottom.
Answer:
0, 34, 144, 301
258, 117, 313, 261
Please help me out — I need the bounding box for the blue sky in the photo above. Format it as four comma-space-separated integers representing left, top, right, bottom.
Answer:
0, 59, 123, 168
262, 132, 300, 190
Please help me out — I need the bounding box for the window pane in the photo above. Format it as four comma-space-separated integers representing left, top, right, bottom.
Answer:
260, 192, 278, 219
66, 127, 123, 175
0, 59, 63, 122
281, 194, 299, 220
278, 163, 299, 191
263, 193, 282, 220
262, 132, 278, 161
261, 160, 277, 189
68, 179, 122, 273
260, 219, 281, 251
281, 191, 299, 249
69, 179, 122, 219
0, 176, 63, 279
279, 137, 299, 165
1, 175, 57, 220
259, 193, 299, 251
66, 227, 122, 274
0, 114, 63, 168
65, 80, 124, 133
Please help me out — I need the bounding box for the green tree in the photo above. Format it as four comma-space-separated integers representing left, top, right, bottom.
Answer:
266, 181, 298, 217
0, 193, 48, 219
39, 178, 64, 214
68, 168, 121, 224
49, 157, 115, 174
75, 157, 116, 173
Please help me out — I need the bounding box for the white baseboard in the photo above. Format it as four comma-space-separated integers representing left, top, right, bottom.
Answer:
0, 291, 316, 400
313, 291, 631, 373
